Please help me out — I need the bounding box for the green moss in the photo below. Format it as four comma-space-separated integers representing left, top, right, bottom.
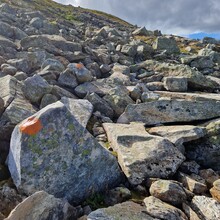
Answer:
68, 123, 75, 131
82, 149, 91, 157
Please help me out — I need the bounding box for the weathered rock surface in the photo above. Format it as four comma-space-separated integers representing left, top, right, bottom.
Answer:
0, 75, 36, 141
103, 123, 185, 184
149, 125, 206, 152
149, 180, 188, 206
88, 201, 155, 220
6, 191, 77, 220
8, 101, 122, 204
118, 99, 220, 125
144, 196, 188, 220
191, 196, 220, 219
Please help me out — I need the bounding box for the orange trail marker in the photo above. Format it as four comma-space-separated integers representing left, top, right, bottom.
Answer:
75, 63, 84, 69
19, 116, 43, 135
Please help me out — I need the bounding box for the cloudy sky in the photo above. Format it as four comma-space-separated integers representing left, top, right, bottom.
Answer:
54, 0, 220, 37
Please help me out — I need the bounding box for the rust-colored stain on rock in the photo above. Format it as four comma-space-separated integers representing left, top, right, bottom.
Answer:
19, 116, 43, 135
75, 63, 84, 69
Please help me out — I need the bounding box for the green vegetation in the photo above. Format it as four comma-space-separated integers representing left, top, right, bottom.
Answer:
83, 193, 106, 210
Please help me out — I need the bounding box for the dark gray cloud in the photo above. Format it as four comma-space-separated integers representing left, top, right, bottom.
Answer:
55, 0, 220, 35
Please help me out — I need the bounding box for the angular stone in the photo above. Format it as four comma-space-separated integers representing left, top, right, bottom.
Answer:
164, 76, 188, 92
68, 63, 93, 84
149, 125, 206, 148
144, 196, 187, 220
0, 21, 27, 40
41, 58, 65, 72
51, 85, 77, 99
104, 187, 132, 206
199, 169, 219, 188
60, 97, 93, 128
58, 68, 78, 89
40, 94, 58, 109
210, 179, 220, 202
191, 196, 220, 219
149, 180, 187, 206
103, 123, 185, 185
118, 99, 220, 125
186, 118, 220, 170
22, 75, 52, 103
0, 76, 36, 141
153, 37, 180, 54
85, 93, 114, 119
6, 191, 77, 220
74, 80, 113, 98
88, 201, 155, 220
8, 102, 122, 204
0, 183, 23, 217
131, 59, 218, 90
20, 35, 82, 53
182, 202, 200, 220
103, 87, 134, 117
178, 172, 207, 194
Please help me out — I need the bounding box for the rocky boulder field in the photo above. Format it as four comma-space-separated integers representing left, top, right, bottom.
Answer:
1, 0, 220, 219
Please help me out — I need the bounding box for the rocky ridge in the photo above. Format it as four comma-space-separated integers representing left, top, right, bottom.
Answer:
0, 0, 220, 219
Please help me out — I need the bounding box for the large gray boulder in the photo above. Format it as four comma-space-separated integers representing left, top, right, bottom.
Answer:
103, 123, 185, 185
118, 99, 220, 125
8, 101, 122, 204
6, 191, 77, 220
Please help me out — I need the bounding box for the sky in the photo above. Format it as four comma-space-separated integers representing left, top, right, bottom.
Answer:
54, 0, 220, 39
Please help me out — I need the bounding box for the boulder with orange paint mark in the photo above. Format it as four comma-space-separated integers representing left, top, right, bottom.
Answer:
68, 63, 93, 84
8, 101, 122, 204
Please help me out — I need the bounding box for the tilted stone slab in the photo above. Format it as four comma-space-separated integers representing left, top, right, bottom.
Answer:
103, 123, 185, 185
118, 99, 220, 125
8, 102, 122, 204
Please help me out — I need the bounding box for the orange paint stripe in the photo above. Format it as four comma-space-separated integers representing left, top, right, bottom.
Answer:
75, 63, 84, 69
19, 116, 43, 135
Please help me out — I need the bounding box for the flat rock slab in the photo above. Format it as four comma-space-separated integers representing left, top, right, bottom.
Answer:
8, 101, 122, 204
5, 191, 77, 220
103, 123, 185, 185
118, 99, 220, 125
149, 125, 206, 146
88, 201, 155, 220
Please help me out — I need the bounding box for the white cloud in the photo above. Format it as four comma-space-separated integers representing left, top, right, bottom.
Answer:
54, 0, 220, 35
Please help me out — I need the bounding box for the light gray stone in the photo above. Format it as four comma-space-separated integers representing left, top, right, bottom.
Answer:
6, 191, 77, 220
164, 76, 188, 92
61, 97, 93, 128
103, 123, 185, 185
191, 196, 220, 220
144, 196, 188, 220
88, 201, 155, 220
149, 180, 187, 206
117, 99, 220, 125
